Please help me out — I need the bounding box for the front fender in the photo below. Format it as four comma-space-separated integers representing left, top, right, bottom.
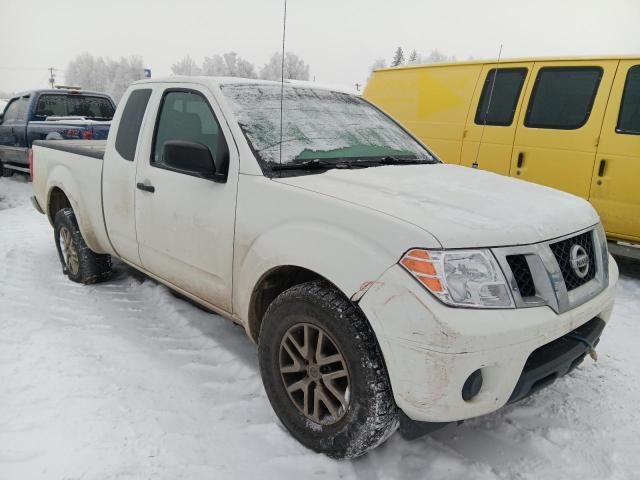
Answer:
234, 220, 397, 323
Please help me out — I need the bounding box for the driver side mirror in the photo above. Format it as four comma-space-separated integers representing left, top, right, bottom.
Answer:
162, 140, 227, 183
0, 113, 4, 124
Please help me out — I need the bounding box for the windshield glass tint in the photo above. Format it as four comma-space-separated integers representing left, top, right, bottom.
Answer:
35, 94, 115, 119
220, 84, 433, 166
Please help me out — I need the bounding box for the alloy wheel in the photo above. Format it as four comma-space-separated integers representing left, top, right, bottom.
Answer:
279, 322, 351, 425
59, 227, 79, 275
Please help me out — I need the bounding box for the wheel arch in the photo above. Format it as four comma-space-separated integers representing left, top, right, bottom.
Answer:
47, 186, 72, 225
247, 265, 328, 342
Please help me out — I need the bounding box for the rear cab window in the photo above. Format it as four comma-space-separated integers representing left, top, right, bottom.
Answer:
115, 89, 152, 161
475, 68, 527, 126
524, 67, 603, 129
617, 65, 640, 135
34, 94, 115, 120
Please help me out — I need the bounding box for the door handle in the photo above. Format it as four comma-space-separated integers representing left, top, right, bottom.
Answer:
517, 152, 525, 169
597, 159, 607, 177
136, 182, 155, 193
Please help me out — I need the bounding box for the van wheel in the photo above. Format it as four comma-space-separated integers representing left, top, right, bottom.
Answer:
259, 280, 398, 459
54, 208, 111, 284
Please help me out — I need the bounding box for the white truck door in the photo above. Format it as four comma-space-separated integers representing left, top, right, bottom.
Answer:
103, 87, 153, 265
133, 86, 238, 313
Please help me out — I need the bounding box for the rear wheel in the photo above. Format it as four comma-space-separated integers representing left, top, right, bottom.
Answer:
259, 280, 398, 459
54, 208, 111, 284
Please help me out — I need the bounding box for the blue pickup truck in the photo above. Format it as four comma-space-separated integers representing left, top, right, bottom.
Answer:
0, 88, 115, 177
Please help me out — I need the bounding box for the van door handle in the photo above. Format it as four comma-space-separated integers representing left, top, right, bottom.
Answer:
597, 159, 607, 177
517, 152, 525, 169
136, 182, 155, 193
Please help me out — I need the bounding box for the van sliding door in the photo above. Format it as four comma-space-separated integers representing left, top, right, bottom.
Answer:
590, 60, 640, 242
511, 60, 617, 198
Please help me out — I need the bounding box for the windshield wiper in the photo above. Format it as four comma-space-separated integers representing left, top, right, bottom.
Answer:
376, 156, 439, 165
271, 158, 367, 171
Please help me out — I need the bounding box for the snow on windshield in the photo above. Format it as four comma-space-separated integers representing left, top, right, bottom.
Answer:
220, 84, 432, 165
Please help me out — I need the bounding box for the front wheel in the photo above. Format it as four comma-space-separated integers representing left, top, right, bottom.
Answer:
54, 208, 112, 284
259, 280, 398, 459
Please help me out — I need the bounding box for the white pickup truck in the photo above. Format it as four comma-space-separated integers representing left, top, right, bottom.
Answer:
31, 77, 618, 458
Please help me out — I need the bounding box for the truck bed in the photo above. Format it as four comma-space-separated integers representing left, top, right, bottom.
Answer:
31, 139, 112, 256
32, 140, 107, 160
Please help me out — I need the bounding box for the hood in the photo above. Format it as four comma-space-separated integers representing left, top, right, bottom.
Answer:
275, 164, 599, 248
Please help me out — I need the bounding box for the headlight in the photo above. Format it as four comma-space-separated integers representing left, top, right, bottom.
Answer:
399, 249, 514, 308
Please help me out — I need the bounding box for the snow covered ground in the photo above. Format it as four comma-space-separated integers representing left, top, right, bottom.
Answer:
1, 175, 639, 479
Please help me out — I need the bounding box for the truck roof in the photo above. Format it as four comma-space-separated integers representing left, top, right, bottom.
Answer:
373, 54, 640, 73
10, 88, 114, 100
132, 76, 359, 95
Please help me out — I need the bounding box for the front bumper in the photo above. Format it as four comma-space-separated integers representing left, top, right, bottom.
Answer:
358, 257, 618, 423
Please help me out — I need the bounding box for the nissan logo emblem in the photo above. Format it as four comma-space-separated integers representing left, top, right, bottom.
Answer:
570, 244, 590, 279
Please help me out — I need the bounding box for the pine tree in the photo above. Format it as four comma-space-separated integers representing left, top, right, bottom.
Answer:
391, 47, 405, 67
408, 50, 418, 64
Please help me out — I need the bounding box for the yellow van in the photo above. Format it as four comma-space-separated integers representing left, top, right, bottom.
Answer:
364, 56, 640, 248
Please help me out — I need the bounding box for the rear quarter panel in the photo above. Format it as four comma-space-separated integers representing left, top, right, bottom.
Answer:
33, 143, 113, 255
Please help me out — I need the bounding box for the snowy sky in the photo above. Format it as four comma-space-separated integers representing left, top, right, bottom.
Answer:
1, 0, 639, 93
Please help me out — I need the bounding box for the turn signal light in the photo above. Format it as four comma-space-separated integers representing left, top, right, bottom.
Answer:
400, 249, 444, 293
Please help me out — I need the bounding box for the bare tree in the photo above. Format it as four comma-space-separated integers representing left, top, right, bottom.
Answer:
107, 56, 145, 102
202, 52, 257, 78
260, 52, 310, 81
425, 49, 454, 63
171, 56, 202, 76
65, 53, 146, 103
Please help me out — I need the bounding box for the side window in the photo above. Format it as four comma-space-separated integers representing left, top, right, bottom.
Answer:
2, 99, 22, 122
617, 65, 640, 135
475, 68, 527, 126
115, 89, 152, 161
524, 67, 603, 129
152, 90, 228, 173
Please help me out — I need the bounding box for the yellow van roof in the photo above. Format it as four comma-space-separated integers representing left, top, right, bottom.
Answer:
374, 55, 640, 72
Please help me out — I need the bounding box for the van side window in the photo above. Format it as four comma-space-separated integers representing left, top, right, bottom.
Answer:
475, 68, 527, 126
115, 89, 152, 161
152, 90, 229, 173
617, 65, 640, 135
524, 67, 603, 130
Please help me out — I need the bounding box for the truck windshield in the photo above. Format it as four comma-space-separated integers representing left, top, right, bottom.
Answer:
220, 84, 435, 169
34, 94, 115, 120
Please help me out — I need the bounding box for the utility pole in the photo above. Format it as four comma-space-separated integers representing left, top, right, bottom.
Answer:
48, 67, 57, 88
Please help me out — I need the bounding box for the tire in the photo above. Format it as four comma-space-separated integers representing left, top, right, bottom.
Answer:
259, 280, 399, 459
54, 208, 112, 284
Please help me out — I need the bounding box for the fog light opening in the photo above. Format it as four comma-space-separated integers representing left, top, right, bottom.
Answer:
462, 369, 483, 401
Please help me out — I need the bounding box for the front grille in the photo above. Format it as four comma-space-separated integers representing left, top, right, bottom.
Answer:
506, 255, 536, 297
549, 231, 596, 291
